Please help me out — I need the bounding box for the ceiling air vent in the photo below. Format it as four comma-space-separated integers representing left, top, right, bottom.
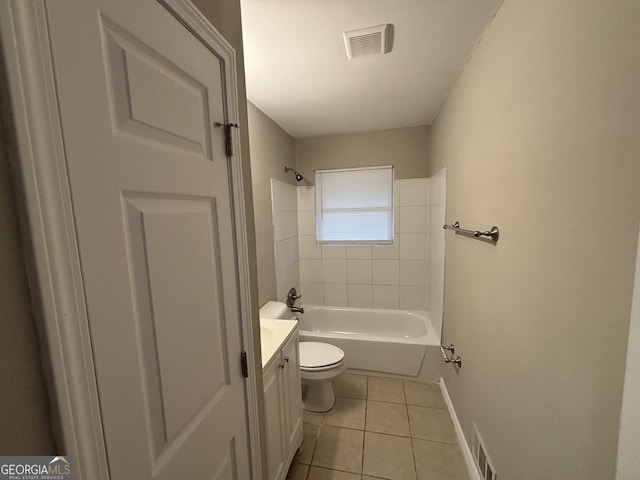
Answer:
343, 24, 391, 60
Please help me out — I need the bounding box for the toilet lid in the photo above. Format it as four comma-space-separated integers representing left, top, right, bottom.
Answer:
299, 342, 344, 369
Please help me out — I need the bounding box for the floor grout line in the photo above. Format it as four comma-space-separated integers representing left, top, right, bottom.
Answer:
361, 375, 368, 476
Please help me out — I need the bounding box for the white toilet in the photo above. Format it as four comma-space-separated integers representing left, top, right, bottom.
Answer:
259, 300, 346, 413
299, 341, 346, 412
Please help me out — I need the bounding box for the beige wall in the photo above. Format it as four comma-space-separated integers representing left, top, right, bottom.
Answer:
247, 102, 297, 306
0, 120, 56, 454
429, 1, 640, 478
295, 126, 429, 180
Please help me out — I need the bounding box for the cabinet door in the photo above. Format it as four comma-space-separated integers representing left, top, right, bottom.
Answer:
263, 358, 286, 480
282, 333, 303, 456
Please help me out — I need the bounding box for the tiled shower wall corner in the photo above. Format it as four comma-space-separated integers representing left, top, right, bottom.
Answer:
271, 179, 300, 302
297, 178, 431, 310
427, 167, 446, 337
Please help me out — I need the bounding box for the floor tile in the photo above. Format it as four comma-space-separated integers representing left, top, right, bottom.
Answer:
367, 377, 406, 404
407, 406, 457, 443
304, 409, 325, 425
413, 438, 468, 480
294, 422, 319, 465
365, 400, 410, 436
308, 466, 361, 480
286, 463, 309, 480
334, 374, 368, 399
403, 381, 446, 409
312, 426, 364, 474
323, 397, 366, 430
362, 432, 416, 480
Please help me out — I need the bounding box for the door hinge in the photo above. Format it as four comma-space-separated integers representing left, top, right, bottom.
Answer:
214, 121, 239, 157
240, 350, 249, 378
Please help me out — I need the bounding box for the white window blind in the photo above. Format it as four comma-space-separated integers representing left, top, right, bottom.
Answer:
315, 165, 394, 245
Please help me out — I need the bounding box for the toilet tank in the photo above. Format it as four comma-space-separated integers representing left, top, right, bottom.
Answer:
259, 301, 290, 320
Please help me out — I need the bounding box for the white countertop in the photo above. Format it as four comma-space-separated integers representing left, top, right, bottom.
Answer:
260, 318, 298, 369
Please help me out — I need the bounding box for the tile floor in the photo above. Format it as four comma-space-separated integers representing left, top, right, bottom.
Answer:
286, 374, 468, 480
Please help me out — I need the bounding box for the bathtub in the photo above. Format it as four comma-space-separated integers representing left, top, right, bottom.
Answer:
297, 305, 441, 379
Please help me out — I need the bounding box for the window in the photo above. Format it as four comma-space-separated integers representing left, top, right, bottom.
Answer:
315, 165, 394, 245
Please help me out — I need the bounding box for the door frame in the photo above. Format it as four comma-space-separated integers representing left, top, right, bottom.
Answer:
0, 1, 262, 479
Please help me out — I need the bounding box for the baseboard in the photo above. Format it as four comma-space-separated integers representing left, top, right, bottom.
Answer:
440, 377, 482, 480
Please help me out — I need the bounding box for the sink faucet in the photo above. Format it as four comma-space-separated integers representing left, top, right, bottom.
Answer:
286, 287, 304, 314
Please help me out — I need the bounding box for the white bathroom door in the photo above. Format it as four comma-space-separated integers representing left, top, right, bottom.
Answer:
44, 0, 251, 478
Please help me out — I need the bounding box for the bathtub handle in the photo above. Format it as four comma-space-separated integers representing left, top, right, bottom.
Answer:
284, 356, 289, 363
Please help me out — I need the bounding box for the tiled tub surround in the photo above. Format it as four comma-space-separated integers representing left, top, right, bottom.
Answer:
272, 179, 301, 302
427, 168, 446, 338
297, 178, 438, 313
272, 175, 446, 339
285, 374, 467, 480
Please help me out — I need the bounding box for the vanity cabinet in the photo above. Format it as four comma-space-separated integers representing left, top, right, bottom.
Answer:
263, 329, 303, 480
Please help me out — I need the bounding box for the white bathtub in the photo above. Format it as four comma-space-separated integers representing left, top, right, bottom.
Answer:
297, 305, 441, 379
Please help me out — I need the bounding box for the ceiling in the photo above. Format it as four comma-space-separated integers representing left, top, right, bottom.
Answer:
240, 0, 503, 139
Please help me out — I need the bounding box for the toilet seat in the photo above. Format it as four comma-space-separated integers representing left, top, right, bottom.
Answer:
299, 342, 344, 370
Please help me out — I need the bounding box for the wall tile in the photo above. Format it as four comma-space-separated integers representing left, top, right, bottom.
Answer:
300, 282, 324, 305
275, 246, 288, 300
428, 169, 446, 206
394, 207, 400, 233
399, 206, 428, 234
372, 260, 400, 285
399, 234, 427, 260
429, 204, 445, 240
347, 259, 373, 284
299, 234, 321, 259
297, 185, 315, 211
372, 285, 400, 309
323, 259, 347, 283
286, 236, 299, 265
348, 284, 373, 308
400, 286, 426, 310
324, 283, 348, 307
322, 245, 346, 259
301, 259, 323, 282
288, 260, 300, 292
298, 211, 315, 235
428, 238, 445, 274
347, 246, 372, 259
272, 211, 286, 241
271, 179, 297, 212
399, 178, 429, 206
372, 241, 399, 259
400, 260, 427, 286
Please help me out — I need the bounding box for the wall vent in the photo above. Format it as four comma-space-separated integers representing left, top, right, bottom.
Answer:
343, 24, 391, 60
473, 423, 498, 480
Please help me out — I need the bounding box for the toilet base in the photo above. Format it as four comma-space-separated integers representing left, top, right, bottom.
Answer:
302, 381, 336, 412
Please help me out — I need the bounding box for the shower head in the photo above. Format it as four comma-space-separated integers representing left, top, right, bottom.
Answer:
284, 166, 304, 182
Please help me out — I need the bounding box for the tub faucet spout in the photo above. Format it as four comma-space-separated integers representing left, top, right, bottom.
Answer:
291, 306, 304, 314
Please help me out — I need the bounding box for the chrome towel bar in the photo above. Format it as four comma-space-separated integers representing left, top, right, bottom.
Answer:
443, 221, 499, 243
440, 344, 462, 368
